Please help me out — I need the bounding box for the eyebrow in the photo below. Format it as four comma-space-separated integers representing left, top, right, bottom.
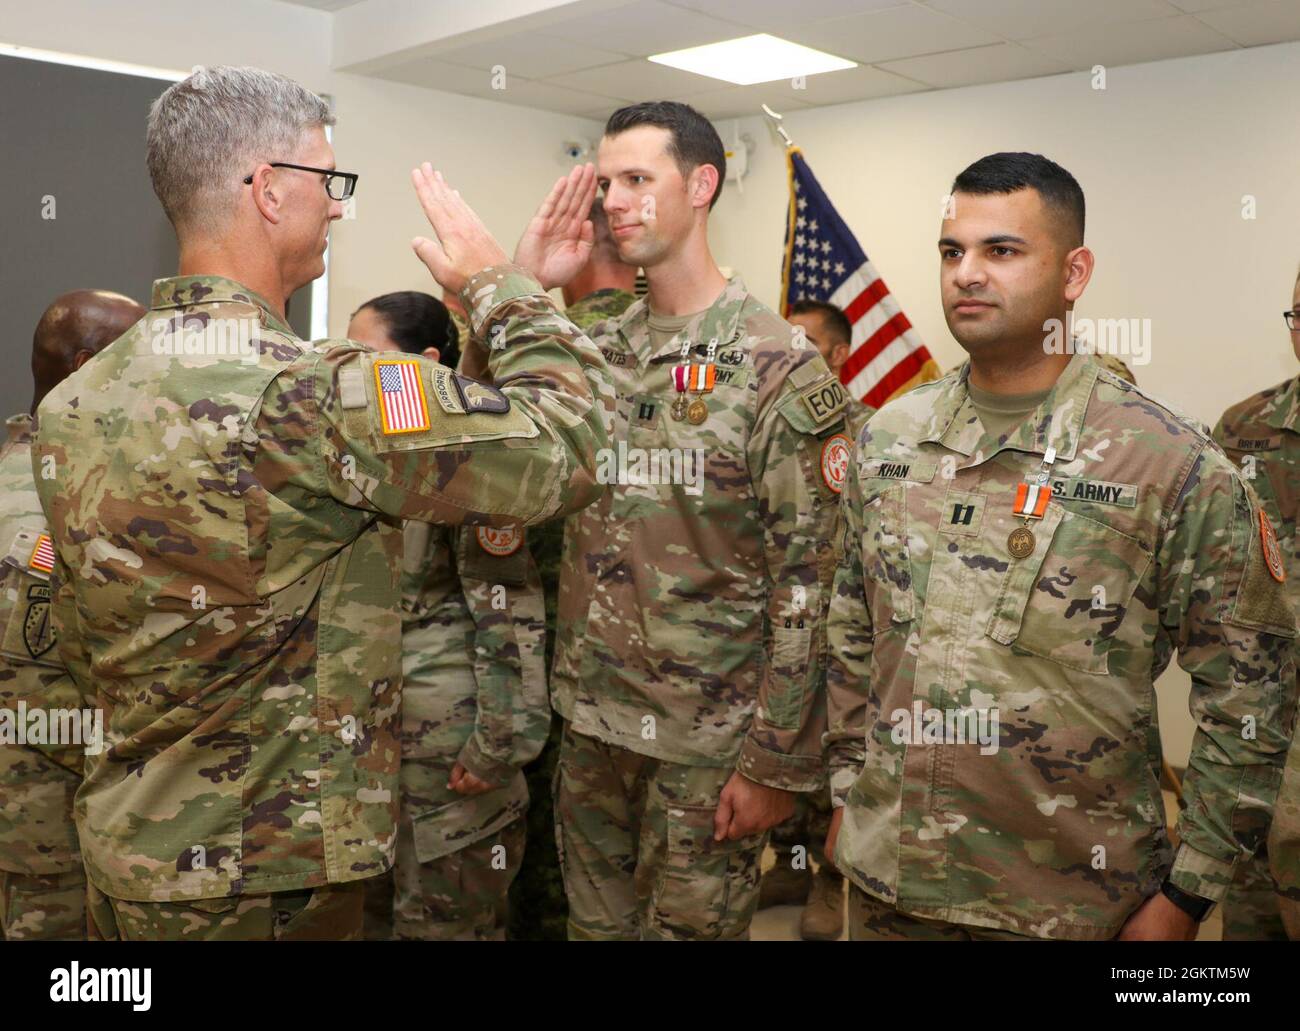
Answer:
937, 234, 1028, 247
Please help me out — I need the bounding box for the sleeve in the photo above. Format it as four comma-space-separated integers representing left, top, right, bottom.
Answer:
453, 524, 550, 786
736, 355, 848, 792
41, 558, 93, 776
313, 264, 611, 527
1267, 726, 1300, 937
1157, 442, 1299, 902
824, 441, 874, 807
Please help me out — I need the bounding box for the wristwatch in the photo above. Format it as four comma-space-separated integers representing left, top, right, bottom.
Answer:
1160, 878, 1215, 922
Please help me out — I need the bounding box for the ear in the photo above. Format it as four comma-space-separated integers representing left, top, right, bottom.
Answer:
248, 163, 283, 225
422, 346, 441, 364
832, 341, 851, 372
1063, 245, 1094, 304
72, 348, 95, 371
689, 163, 720, 211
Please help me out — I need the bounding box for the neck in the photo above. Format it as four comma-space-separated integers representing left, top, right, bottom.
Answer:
177, 236, 289, 319
644, 229, 726, 316
968, 339, 1071, 395
563, 265, 636, 307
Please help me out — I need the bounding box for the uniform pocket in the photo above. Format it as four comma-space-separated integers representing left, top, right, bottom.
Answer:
860, 484, 915, 633
987, 506, 1150, 674
763, 624, 811, 729
650, 803, 764, 940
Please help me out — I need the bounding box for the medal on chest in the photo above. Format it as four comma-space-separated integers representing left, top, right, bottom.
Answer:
671, 337, 718, 423
1008, 446, 1056, 558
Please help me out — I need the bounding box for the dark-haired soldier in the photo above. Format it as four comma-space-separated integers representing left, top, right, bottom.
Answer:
347, 300, 545, 939
514, 101, 847, 940
825, 152, 1295, 940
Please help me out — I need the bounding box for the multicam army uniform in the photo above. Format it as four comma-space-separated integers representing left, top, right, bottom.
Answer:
511, 285, 637, 941
771, 394, 875, 872
1214, 375, 1300, 940
386, 522, 547, 940
827, 353, 1296, 940
32, 267, 609, 940
0, 414, 85, 940
551, 278, 849, 940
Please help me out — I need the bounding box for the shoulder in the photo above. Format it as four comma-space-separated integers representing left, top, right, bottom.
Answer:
864, 368, 957, 434
1215, 377, 1294, 440
1089, 366, 1213, 445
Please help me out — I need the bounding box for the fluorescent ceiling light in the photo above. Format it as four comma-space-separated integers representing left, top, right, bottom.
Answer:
0, 42, 186, 81
648, 33, 855, 86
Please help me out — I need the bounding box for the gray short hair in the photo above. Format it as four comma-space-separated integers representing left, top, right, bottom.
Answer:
146, 65, 334, 233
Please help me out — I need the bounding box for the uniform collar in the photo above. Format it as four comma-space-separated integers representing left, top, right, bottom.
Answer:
5, 413, 33, 446
922, 351, 1099, 462
149, 275, 295, 337
1264, 373, 1300, 433
618, 277, 750, 364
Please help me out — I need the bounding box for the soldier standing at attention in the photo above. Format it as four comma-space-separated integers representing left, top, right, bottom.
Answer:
1213, 268, 1300, 940
0, 290, 143, 940
31, 65, 609, 942
562, 201, 638, 330
758, 298, 873, 940
515, 101, 849, 940
825, 152, 1296, 941
347, 298, 549, 940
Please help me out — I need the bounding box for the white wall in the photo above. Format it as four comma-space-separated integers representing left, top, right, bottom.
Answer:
706, 41, 1300, 766
326, 72, 600, 335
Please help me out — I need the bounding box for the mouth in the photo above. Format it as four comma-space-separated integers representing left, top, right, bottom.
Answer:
612, 224, 641, 237
952, 299, 993, 314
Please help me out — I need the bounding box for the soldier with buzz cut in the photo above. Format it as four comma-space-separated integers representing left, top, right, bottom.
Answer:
826, 152, 1296, 941
0, 289, 144, 941
1212, 265, 1300, 941
31, 65, 609, 942
515, 101, 848, 941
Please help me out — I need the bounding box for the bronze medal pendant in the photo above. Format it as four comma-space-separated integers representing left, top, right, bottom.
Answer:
671, 395, 689, 421
687, 398, 708, 424
1007, 525, 1035, 559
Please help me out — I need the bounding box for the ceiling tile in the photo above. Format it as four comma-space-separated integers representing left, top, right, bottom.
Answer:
1194, 1, 1300, 46
877, 41, 1071, 88
545, 57, 728, 102
1023, 13, 1240, 67
924, 0, 1182, 41
376, 59, 503, 97
781, 4, 1004, 63
534, 0, 748, 57
478, 78, 628, 116
663, 0, 902, 32
775, 64, 929, 105
1164, 0, 1254, 10
670, 83, 820, 120
434, 35, 628, 79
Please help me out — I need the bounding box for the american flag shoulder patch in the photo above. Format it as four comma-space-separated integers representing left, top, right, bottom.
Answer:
28, 533, 55, 575
374, 359, 430, 435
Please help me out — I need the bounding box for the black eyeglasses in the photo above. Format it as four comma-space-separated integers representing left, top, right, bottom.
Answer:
242, 162, 358, 201
1285, 309, 1300, 330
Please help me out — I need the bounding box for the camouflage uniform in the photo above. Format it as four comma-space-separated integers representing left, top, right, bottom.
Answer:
0, 414, 85, 940
510, 285, 636, 941
827, 353, 1296, 940
552, 278, 849, 940
771, 395, 875, 873
389, 522, 547, 940
31, 267, 609, 939
1214, 375, 1300, 940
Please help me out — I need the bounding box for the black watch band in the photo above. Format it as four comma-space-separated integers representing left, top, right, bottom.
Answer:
1160, 878, 1214, 922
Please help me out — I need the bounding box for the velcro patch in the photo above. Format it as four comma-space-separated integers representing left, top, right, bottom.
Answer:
1223, 435, 1282, 452
476, 525, 523, 557
430, 366, 466, 414
862, 458, 936, 483
1261, 509, 1286, 583
1048, 476, 1139, 508
800, 378, 847, 427
455, 375, 511, 415
28, 533, 55, 576
820, 434, 851, 494
374, 359, 430, 434
339, 366, 367, 410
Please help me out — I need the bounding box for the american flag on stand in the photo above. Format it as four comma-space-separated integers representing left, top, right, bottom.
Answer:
779, 148, 938, 409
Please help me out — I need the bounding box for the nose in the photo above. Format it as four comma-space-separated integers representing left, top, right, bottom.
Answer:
328, 198, 345, 221
603, 184, 629, 214
953, 252, 986, 291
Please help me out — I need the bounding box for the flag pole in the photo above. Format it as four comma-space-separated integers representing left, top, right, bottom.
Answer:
761, 104, 795, 148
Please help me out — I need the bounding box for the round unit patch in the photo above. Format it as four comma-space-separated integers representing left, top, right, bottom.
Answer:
820, 434, 852, 494
1260, 509, 1286, 583
476, 525, 523, 557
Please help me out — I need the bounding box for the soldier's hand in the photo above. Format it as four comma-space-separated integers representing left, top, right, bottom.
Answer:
449, 761, 493, 796
1115, 891, 1200, 941
713, 771, 796, 841
823, 806, 844, 873
410, 163, 511, 297
512, 163, 597, 290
